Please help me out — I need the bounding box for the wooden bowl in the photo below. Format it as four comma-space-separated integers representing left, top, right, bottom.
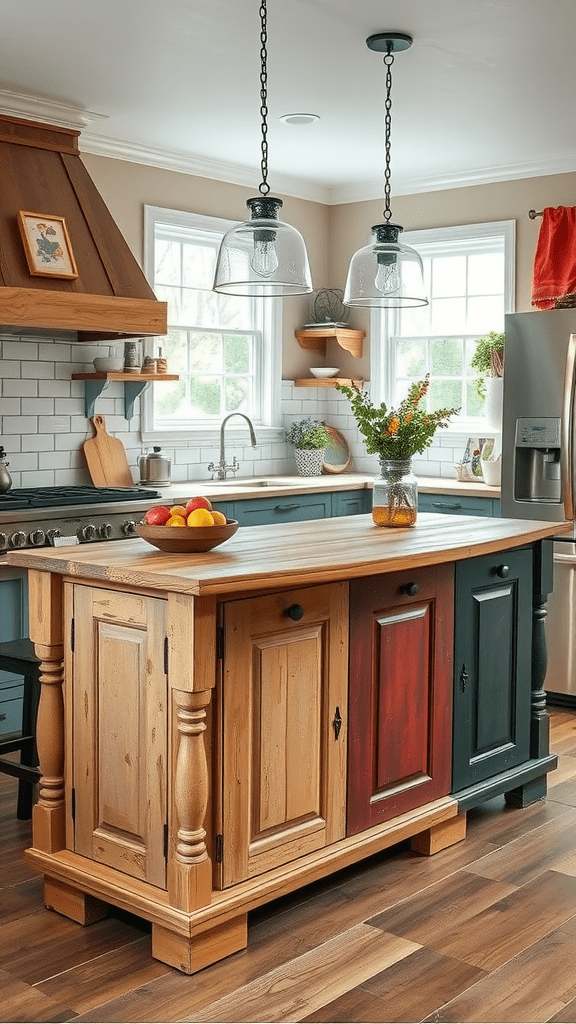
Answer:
136, 519, 239, 553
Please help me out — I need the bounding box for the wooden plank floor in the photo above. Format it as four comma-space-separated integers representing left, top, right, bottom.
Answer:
2, 707, 576, 1023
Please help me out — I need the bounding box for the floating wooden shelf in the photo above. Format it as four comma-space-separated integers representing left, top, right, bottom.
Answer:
72, 372, 179, 419
295, 327, 364, 359
294, 377, 364, 388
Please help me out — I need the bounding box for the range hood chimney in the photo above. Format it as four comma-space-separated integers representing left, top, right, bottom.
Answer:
0, 113, 167, 342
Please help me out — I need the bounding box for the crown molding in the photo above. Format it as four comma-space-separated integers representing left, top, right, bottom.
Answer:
0, 89, 107, 130
79, 132, 332, 205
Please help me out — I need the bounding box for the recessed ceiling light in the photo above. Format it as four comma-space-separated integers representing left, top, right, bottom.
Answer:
279, 113, 320, 125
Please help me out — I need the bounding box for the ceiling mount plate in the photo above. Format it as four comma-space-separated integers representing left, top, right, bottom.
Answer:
366, 32, 413, 53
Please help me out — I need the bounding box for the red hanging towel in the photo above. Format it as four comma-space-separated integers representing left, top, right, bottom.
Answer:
532, 206, 576, 309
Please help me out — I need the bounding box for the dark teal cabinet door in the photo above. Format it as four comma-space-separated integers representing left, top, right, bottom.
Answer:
452, 547, 532, 792
232, 492, 330, 526
418, 493, 496, 517
331, 490, 371, 517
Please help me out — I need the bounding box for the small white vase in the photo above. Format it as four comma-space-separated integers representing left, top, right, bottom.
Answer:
294, 448, 325, 477
485, 376, 503, 430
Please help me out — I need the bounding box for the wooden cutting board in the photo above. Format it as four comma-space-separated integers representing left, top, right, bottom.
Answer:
83, 415, 134, 488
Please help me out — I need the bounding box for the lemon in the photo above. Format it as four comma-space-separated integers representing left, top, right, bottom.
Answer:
187, 508, 215, 527
166, 515, 187, 527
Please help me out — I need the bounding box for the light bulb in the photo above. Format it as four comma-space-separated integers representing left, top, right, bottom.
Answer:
250, 236, 279, 278
375, 254, 400, 296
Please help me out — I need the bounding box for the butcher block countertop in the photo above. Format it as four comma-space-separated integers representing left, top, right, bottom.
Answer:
7, 513, 566, 597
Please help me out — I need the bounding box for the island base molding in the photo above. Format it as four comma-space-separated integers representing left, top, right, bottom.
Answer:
26, 796, 463, 974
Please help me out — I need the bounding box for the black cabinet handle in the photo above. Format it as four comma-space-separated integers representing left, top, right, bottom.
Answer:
492, 564, 510, 578
275, 504, 301, 511
460, 664, 468, 692
401, 581, 419, 596
333, 706, 342, 740
284, 604, 304, 620
432, 501, 463, 510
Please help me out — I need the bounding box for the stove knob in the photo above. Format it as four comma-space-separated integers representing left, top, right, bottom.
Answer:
29, 529, 46, 546
47, 529, 61, 544
0, 533, 7, 550
9, 531, 27, 548
121, 520, 136, 536
98, 523, 113, 539
80, 524, 97, 542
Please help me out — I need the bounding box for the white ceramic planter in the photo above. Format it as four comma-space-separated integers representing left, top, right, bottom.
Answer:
484, 376, 503, 431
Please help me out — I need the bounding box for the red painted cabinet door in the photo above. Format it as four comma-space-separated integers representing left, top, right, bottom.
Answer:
347, 564, 454, 836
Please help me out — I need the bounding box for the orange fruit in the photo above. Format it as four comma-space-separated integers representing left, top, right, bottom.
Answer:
186, 508, 215, 527
166, 514, 187, 527
211, 510, 227, 526
169, 505, 187, 517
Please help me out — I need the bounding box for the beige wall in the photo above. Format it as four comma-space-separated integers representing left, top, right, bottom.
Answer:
82, 152, 330, 381
83, 152, 576, 383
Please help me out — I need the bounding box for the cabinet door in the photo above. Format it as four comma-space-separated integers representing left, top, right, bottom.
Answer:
219, 582, 348, 887
232, 493, 330, 527
331, 490, 371, 517
70, 584, 168, 888
347, 565, 454, 837
0, 569, 29, 739
452, 547, 532, 791
418, 493, 494, 517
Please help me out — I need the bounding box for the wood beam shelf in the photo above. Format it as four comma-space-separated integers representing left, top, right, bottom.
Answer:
72, 372, 179, 420
295, 327, 364, 359
294, 377, 364, 388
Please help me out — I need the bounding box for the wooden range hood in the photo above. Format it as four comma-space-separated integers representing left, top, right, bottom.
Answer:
0, 114, 167, 342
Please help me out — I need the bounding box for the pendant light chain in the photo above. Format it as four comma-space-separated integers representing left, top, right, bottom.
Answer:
383, 45, 394, 223
258, 0, 270, 196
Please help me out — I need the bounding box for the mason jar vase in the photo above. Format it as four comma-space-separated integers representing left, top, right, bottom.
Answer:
372, 457, 418, 527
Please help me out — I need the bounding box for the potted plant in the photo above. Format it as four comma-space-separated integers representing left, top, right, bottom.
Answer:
470, 330, 504, 429
285, 417, 331, 477
337, 376, 459, 527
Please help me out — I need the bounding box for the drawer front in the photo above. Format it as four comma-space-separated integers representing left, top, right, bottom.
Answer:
419, 493, 495, 517
0, 684, 24, 736
331, 489, 371, 517
233, 493, 330, 526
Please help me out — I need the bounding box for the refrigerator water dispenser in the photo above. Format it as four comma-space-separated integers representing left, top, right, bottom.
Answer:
513, 418, 562, 503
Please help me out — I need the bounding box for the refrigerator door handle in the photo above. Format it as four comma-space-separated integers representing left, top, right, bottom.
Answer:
562, 333, 576, 522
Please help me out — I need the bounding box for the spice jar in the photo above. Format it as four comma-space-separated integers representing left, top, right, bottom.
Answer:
156, 347, 168, 374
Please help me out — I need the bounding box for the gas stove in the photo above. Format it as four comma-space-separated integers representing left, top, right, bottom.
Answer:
0, 485, 162, 553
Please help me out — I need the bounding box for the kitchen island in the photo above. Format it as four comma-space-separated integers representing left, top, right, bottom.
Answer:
7, 512, 566, 974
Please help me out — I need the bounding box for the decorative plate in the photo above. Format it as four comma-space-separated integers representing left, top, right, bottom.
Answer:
136, 519, 239, 553
322, 426, 351, 474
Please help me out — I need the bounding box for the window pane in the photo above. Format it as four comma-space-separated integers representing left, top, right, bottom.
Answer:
396, 340, 427, 378
155, 284, 182, 323
467, 381, 485, 417
182, 241, 217, 289
181, 288, 221, 328
431, 255, 466, 297
429, 379, 462, 412
225, 377, 250, 413
400, 302, 431, 335
431, 297, 466, 334
190, 376, 222, 417
155, 240, 181, 287
164, 330, 189, 373
431, 338, 463, 376
225, 334, 250, 373
218, 294, 253, 330
467, 295, 504, 333
190, 333, 222, 372
468, 252, 504, 295
156, 380, 186, 417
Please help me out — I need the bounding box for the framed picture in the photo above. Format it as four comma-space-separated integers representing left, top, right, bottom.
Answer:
17, 211, 78, 279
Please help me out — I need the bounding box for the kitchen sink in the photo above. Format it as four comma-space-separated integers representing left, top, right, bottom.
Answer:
208, 478, 295, 487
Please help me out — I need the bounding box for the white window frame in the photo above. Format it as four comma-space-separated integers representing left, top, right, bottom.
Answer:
370, 220, 515, 432
141, 205, 283, 446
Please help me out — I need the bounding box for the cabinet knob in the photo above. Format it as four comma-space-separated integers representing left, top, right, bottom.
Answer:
401, 582, 419, 596
284, 603, 304, 621
493, 564, 510, 578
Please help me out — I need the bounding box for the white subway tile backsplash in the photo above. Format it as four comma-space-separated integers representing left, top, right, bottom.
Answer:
1, 398, 23, 416
3, 379, 37, 398
5, 416, 37, 433
20, 434, 55, 452
1, 360, 25, 378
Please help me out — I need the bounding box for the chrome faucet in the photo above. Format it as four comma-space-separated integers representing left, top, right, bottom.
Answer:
208, 413, 258, 480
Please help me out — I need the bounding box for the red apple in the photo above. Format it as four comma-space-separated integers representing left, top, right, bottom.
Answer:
185, 495, 213, 514
144, 505, 172, 525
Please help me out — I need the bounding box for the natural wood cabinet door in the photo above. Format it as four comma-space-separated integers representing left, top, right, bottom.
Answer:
347, 565, 454, 837
70, 585, 168, 889
219, 582, 348, 887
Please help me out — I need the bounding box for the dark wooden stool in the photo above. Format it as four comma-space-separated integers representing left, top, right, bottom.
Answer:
0, 638, 41, 819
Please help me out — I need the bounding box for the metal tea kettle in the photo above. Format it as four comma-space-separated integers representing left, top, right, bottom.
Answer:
0, 446, 12, 493
138, 446, 171, 487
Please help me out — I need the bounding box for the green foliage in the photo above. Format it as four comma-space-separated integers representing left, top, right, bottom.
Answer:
336, 375, 460, 460
470, 331, 504, 399
285, 417, 330, 450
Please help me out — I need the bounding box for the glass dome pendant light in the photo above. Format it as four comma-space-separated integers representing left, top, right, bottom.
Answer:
344, 33, 428, 308
213, 1, 312, 297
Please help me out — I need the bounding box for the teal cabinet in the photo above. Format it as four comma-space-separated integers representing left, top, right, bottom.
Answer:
232, 491, 331, 527
331, 489, 371, 517
0, 569, 29, 736
419, 492, 500, 517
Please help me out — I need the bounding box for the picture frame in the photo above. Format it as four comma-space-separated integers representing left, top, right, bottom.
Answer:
17, 211, 78, 279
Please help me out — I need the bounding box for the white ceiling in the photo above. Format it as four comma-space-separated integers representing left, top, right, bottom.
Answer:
2, 0, 576, 205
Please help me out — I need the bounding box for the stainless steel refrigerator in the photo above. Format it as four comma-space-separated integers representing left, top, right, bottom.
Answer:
502, 308, 576, 702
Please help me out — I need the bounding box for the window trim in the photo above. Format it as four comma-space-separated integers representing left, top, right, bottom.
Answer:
370, 219, 515, 430
141, 205, 283, 445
